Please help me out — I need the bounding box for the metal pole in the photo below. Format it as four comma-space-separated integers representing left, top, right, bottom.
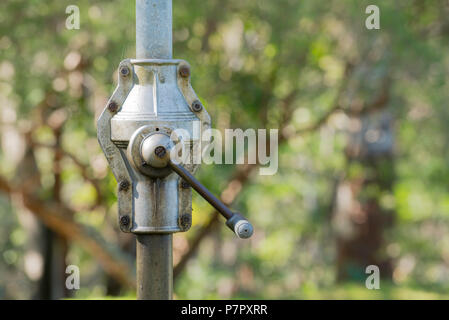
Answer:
136, 0, 172, 59
136, 234, 173, 299
135, 0, 173, 300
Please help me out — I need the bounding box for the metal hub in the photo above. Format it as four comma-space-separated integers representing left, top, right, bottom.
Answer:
127, 126, 174, 179
141, 133, 172, 169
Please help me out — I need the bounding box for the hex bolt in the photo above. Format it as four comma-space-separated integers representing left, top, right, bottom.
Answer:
191, 100, 203, 112
120, 215, 130, 226
154, 146, 167, 158
181, 180, 190, 189
119, 180, 130, 191
120, 66, 130, 77
179, 65, 190, 78
108, 101, 119, 113
180, 213, 191, 229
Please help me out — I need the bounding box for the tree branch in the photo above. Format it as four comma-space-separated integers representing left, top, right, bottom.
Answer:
0, 176, 135, 289
31, 141, 104, 210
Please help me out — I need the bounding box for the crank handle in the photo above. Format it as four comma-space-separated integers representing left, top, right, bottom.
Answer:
168, 160, 254, 239
140, 135, 254, 238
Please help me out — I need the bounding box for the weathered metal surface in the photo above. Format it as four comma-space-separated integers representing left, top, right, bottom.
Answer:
177, 60, 212, 154
136, 234, 173, 300
108, 58, 210, 234
136, 0, 172, 59
97, 59, 135, 233
110, 61, 197, 143
99, 3, 211, 236
125, 127, 181, 234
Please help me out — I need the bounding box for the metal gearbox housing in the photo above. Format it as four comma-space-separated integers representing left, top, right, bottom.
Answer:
97, 58, 211, 234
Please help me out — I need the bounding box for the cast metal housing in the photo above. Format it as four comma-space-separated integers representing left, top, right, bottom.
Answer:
97, 58, 210, 234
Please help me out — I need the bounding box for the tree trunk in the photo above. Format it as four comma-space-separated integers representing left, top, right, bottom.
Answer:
333, 108, 395, 282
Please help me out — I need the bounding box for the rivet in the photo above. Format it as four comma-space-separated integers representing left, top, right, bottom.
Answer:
108, 101, 119, 113
120, 66, 130, 77
181, 180, 190, 189
191, 100, 203, 112
119, 180, 130, 191
180, 214, 191, 229
120, 215, 130, 226
154, 146, 167, 158
179, 65, 190, 78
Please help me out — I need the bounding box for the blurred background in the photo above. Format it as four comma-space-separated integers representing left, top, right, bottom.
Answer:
1, 0, 449, 299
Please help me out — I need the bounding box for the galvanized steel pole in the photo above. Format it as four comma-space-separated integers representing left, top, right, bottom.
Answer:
136, 234, 173, 299
136, 0, 172, 59
135, 0, 173, 300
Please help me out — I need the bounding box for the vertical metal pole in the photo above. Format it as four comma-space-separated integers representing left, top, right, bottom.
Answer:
136, 0, 172, 59
136, 235, 173, 299
135, 0, 173, 300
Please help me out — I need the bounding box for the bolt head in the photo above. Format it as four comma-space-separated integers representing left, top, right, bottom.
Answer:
120, 66, 130, 77
181, 180, 190, 189
154, 146, 167, 158
179, 65, 190, 78
191, 100, 203, 112
180, 213, 192, 229
108, 101, 118, 113
118, 180, 130, 191
120, 215, 130, 226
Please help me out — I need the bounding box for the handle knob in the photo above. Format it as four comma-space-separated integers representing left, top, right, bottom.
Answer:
225, 213, 254, 239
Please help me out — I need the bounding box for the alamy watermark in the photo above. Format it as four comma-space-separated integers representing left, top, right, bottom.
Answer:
365, 265, 380, 290
170, 121, 279, 175
66, 5, 80, 30
365, 5, 380, 30
65, 265, 80, 290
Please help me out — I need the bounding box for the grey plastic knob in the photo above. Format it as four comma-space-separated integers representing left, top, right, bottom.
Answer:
225, 213, 254, 239
234, 220, 254, 239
